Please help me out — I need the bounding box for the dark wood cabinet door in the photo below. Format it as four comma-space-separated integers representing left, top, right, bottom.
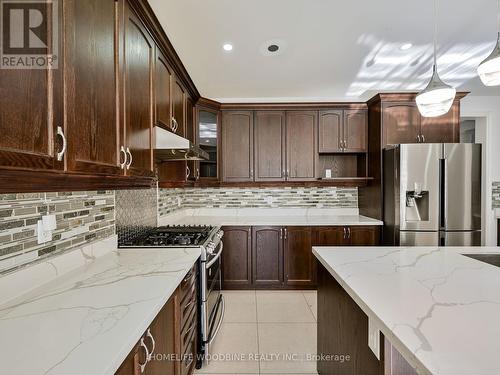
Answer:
145, 292, 178, 375
284, 227, 316, 287
382, 104, 420, 147
420, 102, 460, 143
155, 48, 172, 131
115, 341, 140, 375
65, 0, 121, 175
172, 77, 185, 137
318, 110, 343, 153
252, 227, 283, 288
0, 3, 62, 171
313, 227, 347, 246
254, 111, 285, 181
344, 110, 367, 153
186, 97, 197, 181
348, 226, 380, 246
222, 226, 252, 289
123, 1, 154, 177
222, 111, 254, 182
286, 111, 317, 181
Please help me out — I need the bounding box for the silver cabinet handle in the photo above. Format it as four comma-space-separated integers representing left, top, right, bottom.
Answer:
56, 126, 67, 161
196, 168, 200, 180
284, 227, 287, 240
138, 338, 150, 373
280, 228, 283, 240
119, 146, 127, 169
343, 227, 347, 239
250, 169, 254, 179
172, 117, 178, 132
421, 134, 425, 143
126, 147, 132, 170
348, 227, 351, 239
145, 328, 155, 361
186, 165, 191, 179
417, 134, 421, 143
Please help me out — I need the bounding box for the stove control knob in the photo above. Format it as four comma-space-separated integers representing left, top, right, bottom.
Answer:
216, 230, 224, 239
206, 242, 216, 255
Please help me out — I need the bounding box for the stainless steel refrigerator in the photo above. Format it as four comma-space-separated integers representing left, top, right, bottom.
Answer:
383, 143, 482, 246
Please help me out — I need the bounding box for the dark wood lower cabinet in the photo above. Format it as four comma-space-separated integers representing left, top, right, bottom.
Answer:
116, 264, 197, 375
221, 225, 380, 290
284, 227, 316, 288
317, 263, 417, 375
221, 226, 252, 289
252, 226, 284, 288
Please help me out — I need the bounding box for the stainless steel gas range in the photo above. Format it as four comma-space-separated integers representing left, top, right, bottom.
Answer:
119, 225, 225, 368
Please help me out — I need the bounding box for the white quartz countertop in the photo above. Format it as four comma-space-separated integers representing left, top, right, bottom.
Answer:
313, 246, 500, 375
159, 208, 383, 227
0, 245, 201, 375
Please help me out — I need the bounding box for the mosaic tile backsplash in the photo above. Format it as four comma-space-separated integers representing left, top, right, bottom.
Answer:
158, 187, 358, 217
0, 191, 115, 273
116, 188, 157, 245
493, 182, 500, 208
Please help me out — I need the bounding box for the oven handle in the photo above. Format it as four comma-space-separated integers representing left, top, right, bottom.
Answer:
205, 241, 223, 269
208, 295, 225, 345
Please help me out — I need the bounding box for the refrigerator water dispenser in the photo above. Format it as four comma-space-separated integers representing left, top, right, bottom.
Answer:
405, 191, 429, 222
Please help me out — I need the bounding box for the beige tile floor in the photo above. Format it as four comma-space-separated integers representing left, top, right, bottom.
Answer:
195, 290, 318, 375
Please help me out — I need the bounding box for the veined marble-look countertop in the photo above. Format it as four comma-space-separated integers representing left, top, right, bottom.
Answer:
313, 246, 500, 375
158, 208, 383, 227
0, 236, 201, 375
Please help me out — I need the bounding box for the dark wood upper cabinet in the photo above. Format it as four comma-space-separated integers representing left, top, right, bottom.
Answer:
64, 0, 121, 176
254, 111, 286, 181
382, 103, 421, 147
222, 111, 254, 182
222, 226, 252, 289
123, 0, 154, 177
420, 102, 460, 143
155, 48, 172, 131
0, 3, 62, 172
344, 110, 367, 153
252, 227, 283, 287
284, 227, 316, 287
172, 77, 186, 137
318, 110, 343, 153
286, 111, 317, 181
197, 107, 219, 181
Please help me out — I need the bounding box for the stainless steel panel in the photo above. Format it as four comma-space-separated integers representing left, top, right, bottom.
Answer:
442, 231, 482, 246
443, 144, 482, 231
399, 144, 441, 231
400, 231, 439, 246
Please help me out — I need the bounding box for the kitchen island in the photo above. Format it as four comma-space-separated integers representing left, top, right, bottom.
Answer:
313, 246, 500, 375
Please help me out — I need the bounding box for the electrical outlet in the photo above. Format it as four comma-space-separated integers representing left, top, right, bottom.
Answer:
368, 317, 380, 360
37, 220, 53, 244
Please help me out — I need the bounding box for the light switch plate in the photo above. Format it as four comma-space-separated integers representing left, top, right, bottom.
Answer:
37, 220, 52, 244
368, 317, 381, 360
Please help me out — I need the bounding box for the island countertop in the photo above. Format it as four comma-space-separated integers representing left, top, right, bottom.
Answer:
0, 243, 201, 375
313, 246, 500, 375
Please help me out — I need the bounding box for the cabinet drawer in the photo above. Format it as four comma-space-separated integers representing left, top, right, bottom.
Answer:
180, 305, 197, 356
180, 265, 196, 301
180, 282, 197, 330
180, 328, 197, 375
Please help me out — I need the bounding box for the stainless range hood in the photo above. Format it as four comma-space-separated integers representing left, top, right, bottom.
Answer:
154, 126, 209, 161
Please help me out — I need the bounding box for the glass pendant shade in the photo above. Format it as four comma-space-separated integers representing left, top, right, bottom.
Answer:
416, 65, 456, 117
477, 32, 500, 86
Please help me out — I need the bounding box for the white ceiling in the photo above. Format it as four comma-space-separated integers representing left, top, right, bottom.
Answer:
149, 0, 500, 102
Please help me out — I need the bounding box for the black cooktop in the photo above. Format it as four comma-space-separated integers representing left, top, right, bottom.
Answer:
120, 225, 214, 247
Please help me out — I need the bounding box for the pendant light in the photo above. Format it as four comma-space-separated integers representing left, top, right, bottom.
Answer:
477, 0, 500, 86
416, 0, 456, 118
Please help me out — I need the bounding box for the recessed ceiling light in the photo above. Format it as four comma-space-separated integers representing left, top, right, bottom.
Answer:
223, 43, 233, 51
400, 43, 413, 51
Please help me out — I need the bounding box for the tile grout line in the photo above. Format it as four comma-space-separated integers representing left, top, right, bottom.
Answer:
302, 291, 317, 323
255, 289, 261, 375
